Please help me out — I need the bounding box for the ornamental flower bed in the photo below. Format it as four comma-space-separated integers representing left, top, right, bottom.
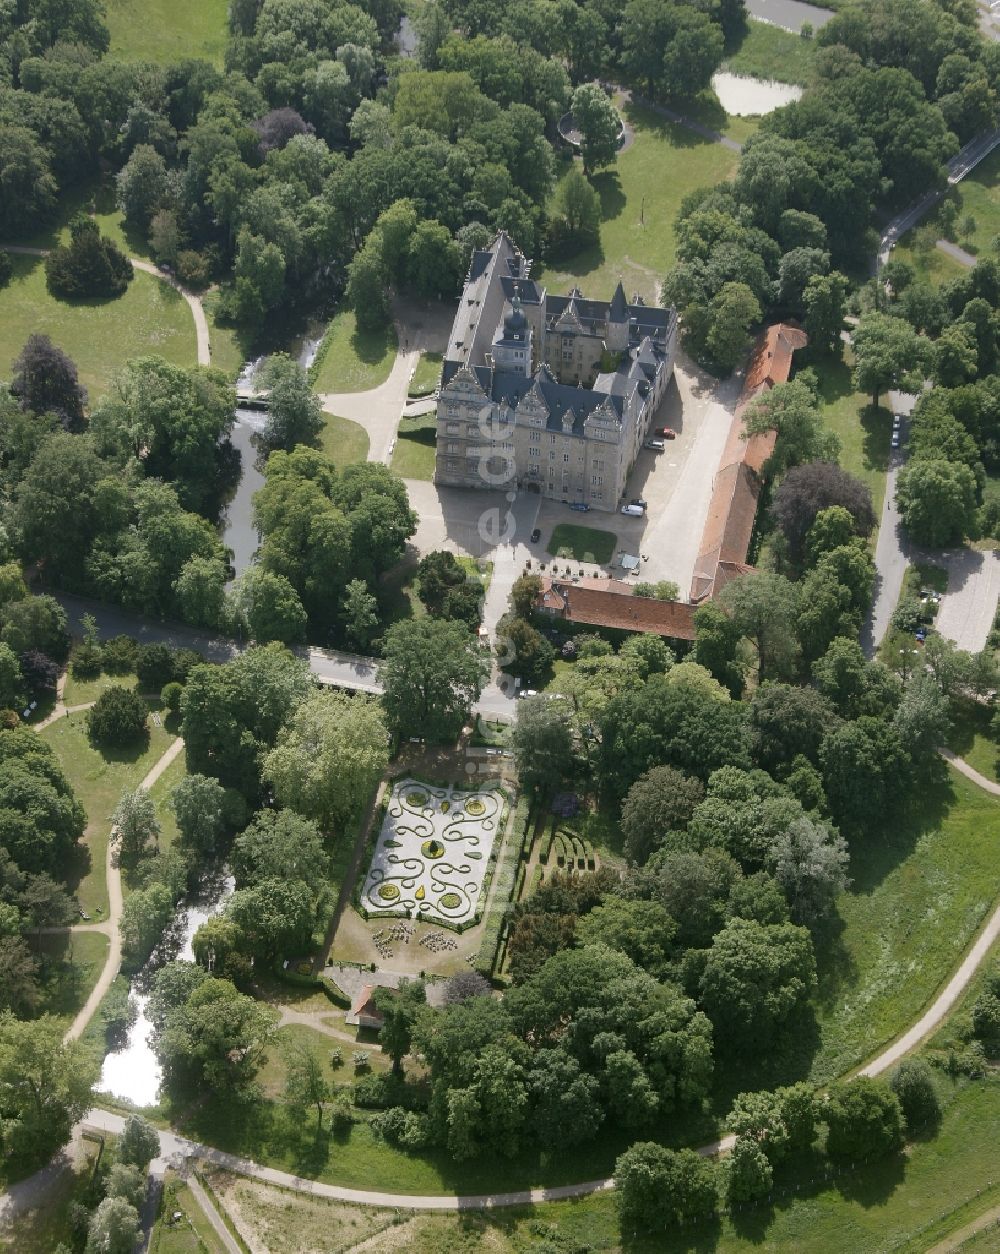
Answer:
360, 778, 503, 925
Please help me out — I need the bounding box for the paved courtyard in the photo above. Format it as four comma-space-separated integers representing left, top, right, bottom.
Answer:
400, 354, 739, 605
360, 778, 504, 924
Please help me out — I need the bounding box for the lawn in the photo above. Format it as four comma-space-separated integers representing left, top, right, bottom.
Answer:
890, 237, 969, 287
808, 764, 1000, 1083
934, 146, 1000, 260
28, 930, 109, 1027
62, 669, 139, 708
149, 1172, 228, 1254
0, 254, 196, 404
534, 103, 740, 303
312, 311, 397, 394
104, 0, 229, 66
721, 19, 817, 86
810, 354, 891, 513
320, 412, 370, 467
391, 414, 437, 480
408, 351, 443, 397
204, 291, 251, 381
40, 710, 177, 916
948, 698, 999, 784
147, 751, 188, 853
547, 523, 618, 564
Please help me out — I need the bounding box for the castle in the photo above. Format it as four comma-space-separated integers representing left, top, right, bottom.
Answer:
434, 233, 678, 512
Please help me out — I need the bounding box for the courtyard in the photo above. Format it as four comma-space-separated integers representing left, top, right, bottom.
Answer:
360, 778, 505, 926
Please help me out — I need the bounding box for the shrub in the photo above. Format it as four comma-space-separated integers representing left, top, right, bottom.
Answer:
19, 650, 58, 698
160, 682, 183, 714
824, 1078, 904, 1162
101, 635, 139, 675
72, 641, 103, 680
45, 216, 132, 299
353, 1050, 371, 1071
330, 1048, 343, 1068
175, 250, 210, 289
0, 250, 12, 287
972, 991, 1000, 1051
615, 1144, 718, 1233
87, 686, 148, 748
889, 1059, 940, 1134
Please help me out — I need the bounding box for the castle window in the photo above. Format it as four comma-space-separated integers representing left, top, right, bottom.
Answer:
563, 453, 570, 463
529, 430, 541, 443
529, 447, 540, 458
591, 475, 603, 486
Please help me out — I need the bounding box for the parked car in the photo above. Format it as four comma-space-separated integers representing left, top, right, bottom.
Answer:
892, 414, 901, 430
570, 501, 590, 511
891, 432, 901, 448
630, 498, 648, 510
517, 688, 538, 699
621, 503, 644, 516
655, 427, 677, 439
530, 527, 541, 543
644, 438, 666, 451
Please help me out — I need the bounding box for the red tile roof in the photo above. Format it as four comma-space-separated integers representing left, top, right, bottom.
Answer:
537, 576, 697, 640
690, 323, 806, 602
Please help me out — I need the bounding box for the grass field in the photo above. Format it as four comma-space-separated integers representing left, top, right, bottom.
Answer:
391, 414, 437, 480
40, 710, 177, 915
807, 765, 1000, 1083
320, 412, 370, 467
147, 750, 188, 854
891, 237, 969, 287
149, 1171, 228, 1254
547, 523, 617, 563
721, 20, 817, 86
28, 930, 109, 1027
104, 0, 228, 66
203, 291, 250, 381
0, 254, 196, 404
535, 104, 739, 303
810, 354, 891, 513
948, 699, 999, 784
312, 312, 397, 394
62, 669, 139, 708
408, 351, 442, 397
949, 147, 1000, 258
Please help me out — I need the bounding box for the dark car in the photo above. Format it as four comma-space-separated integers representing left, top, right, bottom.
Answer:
530, 527, 541, 543
570, 502, 590, 512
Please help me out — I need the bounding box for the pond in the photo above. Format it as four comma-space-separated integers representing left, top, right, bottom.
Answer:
712, 71, 803, 116
96, 871, 234, 1108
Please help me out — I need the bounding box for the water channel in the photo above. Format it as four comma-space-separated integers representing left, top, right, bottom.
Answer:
97, 872, 234, 1108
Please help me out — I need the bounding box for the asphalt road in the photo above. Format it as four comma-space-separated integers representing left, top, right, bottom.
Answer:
52, 593, 517, 720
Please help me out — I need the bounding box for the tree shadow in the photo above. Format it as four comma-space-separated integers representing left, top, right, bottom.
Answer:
833, 1150, 906, 1207
350, 322, 397, 367
623, 100, 718, 150
709, 1002, 823, 1112
592, 169, 627, 223
621, 1214, 722, 1252
89, 729, 152, 764
859, 404, 891, 476
846, 757, 953, 897
812, 911, 858, 1020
